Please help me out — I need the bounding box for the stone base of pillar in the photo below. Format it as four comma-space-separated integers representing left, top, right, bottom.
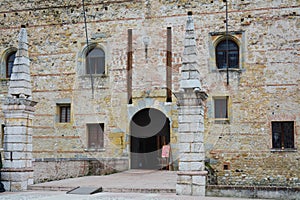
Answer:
1, 168, 33, 191
176, 171, 207, 196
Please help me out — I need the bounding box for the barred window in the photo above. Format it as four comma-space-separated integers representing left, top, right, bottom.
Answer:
58, 104, 71, 123
216, 39, 239, 69
272, 121, 295, 149
86, 48, 105, 74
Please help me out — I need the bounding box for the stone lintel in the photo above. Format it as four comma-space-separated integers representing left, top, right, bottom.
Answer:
177, 170, 208, 176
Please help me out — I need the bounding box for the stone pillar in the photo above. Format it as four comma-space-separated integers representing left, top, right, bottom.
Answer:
1, 27, 37, 191
176, 90, 207, 196
175, 12, 208, 196
1, 99, 36, 191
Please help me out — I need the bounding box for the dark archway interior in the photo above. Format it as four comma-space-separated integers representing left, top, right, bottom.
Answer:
130, 108, 170, 169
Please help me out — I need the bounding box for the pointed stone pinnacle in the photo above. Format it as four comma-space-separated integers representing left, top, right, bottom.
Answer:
8, 27, 32, 99
180, 13, 202, 90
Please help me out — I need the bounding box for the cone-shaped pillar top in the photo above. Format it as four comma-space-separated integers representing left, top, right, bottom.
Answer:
8, 26, 32, 99
179, 12, 202, 90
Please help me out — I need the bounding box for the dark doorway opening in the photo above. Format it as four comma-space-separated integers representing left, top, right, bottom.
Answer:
130, 108, 170, 169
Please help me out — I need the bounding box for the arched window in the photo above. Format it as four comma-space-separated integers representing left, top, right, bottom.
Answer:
6, 51, 16, 78
86, 48, 105, 74
215, 39, 239, 69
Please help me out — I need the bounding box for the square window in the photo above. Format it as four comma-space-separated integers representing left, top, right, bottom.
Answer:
272, 121, 295, 149
214, 97, 228, 119
58, 104, 71, 123
87, 123, 104, 149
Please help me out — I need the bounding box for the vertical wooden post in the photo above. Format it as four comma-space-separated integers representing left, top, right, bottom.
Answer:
166, 27, 172, 102
127, 29, 133, 104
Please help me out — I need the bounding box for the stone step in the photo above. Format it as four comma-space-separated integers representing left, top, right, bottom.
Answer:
28, 185, 176, 194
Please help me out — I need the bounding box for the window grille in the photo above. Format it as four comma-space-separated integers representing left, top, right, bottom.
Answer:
58, 104, 71, 123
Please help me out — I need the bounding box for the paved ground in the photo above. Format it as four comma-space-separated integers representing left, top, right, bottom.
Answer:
28, 170, 176, 193
0, 170, 270, 200
0, 191, 270, 200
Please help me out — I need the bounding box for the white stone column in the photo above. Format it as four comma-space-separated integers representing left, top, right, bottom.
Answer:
1, 99, 36, 191
175, 12, 208, 196
176, 89, 207, 196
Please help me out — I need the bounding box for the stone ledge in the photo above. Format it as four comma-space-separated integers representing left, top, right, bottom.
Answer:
207, 185, 300, 192
206, 185, 300, 199
177, 171, 208, 176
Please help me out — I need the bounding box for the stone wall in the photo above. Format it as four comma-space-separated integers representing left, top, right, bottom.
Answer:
206, 185, 300, 200
0, 0, 299, 187
33, 157, 128, 183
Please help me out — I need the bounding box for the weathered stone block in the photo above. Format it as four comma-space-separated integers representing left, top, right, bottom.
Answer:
4, 135, 27, 143
191, 143, 204, 153
178, 123, 191, 133
192, 175, 206, 186
2, 181, 10, 191
178, 133, 194, 143
179, 106, 202, 115
179, 161, 204, 171
178, 143, 191, 153
177, 175, 192, 184
10, 73, 31, 82
176, 183, 192, 195
28, 178, 34, 186
3, 160, 26, 168
5, 127, 28, 135
179, 153, 205, 162
192, 185, 205, 196
193, 133, 204, 143
13, 172, 31, 181
178, 123, 202, 133
10, 180, 28, 191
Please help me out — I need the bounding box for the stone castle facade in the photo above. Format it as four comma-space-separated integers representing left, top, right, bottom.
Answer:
0, 0, 299, 190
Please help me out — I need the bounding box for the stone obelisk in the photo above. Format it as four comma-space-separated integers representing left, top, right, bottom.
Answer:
175, 12, 208, 196
1, 26, 37, 191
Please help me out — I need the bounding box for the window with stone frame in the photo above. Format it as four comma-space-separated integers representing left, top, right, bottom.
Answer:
214, 97, 228, 120
6, 51, 16, 78
87, 123, 104, 149
86, 47, 105, 74
272, 121, 295, 149
215, 39, 239, 69
58, 104, 71, 123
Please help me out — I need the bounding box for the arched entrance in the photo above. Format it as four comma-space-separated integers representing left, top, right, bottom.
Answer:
130, 108, 170, 169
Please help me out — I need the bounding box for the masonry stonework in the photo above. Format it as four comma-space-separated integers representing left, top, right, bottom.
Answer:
0, 0, 299, 194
